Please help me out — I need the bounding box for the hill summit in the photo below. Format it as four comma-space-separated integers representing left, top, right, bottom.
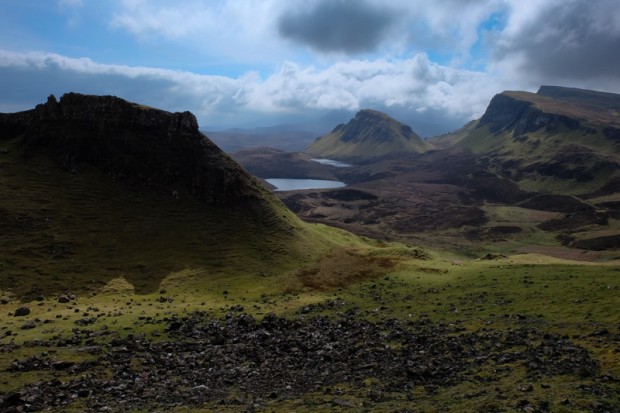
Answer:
1, 93, 269, 205
305, 109, 429, 160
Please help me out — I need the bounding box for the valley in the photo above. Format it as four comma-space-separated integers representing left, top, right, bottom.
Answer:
0, 89, 619, 412
235, 86, 620, 261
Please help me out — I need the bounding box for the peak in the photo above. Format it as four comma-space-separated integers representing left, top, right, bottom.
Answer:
306, 108, 428, 159
356, 109, 389, 118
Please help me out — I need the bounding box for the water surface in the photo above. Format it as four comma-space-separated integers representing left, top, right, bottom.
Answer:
266, 178, 346, 191
311, 158, 353, 168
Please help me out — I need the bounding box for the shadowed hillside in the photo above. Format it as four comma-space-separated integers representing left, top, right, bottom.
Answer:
0, 94, 337, 298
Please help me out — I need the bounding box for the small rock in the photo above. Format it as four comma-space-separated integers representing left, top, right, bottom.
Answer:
77, 389, 90, 398
21, 320, 37, 330
52, 361, 75, 370
58, 296, 71, 303
14, 307, 30, 317
332, 398, 356, 407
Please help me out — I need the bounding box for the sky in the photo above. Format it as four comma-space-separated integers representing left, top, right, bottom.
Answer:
1, 0, 620, 136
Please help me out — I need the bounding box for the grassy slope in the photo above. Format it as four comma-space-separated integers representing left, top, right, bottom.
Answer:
1, 247, 618, 412
0, 136, 362, 300
306, 131, 428, 159
305, 111, 430, 159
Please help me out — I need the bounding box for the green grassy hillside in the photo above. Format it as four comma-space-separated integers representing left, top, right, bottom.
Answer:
0, 136, 347, 299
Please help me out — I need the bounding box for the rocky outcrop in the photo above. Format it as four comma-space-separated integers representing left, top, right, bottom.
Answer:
1, 93, 266, 205
478, 92, 580, 137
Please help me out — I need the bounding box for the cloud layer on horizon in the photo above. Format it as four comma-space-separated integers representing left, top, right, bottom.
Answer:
1, 0, 619, 135
0, 49, 499, 134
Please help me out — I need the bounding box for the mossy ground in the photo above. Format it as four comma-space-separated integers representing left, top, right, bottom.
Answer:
1, 251, 619, 412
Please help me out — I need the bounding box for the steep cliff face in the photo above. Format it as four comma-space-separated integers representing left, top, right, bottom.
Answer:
477, 92, 580, 137
1, 93, 266, 205
305, 109, 429, 160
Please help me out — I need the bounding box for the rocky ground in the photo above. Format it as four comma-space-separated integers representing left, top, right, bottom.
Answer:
1, 311, 618, 412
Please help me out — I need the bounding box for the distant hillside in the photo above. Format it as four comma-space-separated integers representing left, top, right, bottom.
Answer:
231, 147, 338, 180
304, 109, 430, 160
0, 93, 334, 297
273, 87, 620, 256
206, 127, 317, 153
447, 86, 620, 196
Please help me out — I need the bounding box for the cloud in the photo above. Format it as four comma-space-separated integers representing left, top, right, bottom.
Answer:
277, 0, 399, 54
109, 0, 291, 65
0, 49, 502, 134
493, 0, 620, 85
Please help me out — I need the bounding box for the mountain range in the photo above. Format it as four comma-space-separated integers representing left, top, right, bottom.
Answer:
235, 86, 620, 258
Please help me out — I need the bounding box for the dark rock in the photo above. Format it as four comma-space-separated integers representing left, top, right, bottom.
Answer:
13, 307, 30, 317
58, 296, 71, 303
52, 361, 75, 370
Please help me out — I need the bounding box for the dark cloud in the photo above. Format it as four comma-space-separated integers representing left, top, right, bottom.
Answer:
277, 0, 398, 54
494, 0, 620, 81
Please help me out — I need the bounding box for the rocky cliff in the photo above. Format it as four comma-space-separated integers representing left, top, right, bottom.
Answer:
478, 86, 620, 139
0, 93, 266, 205
477, 91, 580, 137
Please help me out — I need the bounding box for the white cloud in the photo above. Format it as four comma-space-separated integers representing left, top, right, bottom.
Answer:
110, 0, 291, 64
0, 49, 502, 132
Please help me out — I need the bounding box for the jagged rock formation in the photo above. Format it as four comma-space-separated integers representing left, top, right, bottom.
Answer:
0, 93, 266, 205
305, 109, 429, 160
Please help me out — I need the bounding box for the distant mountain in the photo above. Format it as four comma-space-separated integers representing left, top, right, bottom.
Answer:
0, 93, 328, 296
304, 109, 430, 160
205, 126, 317, 153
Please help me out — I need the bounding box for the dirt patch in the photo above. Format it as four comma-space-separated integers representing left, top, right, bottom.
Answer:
518, 194, 594, 213
465, 226, 522, 241
292, 249, 402, 290
538, 211, 608, 232
571, 234, 620, 251
516, 245, 604, 261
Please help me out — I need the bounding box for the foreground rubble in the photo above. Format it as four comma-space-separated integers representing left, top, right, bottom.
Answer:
1, 312, 618, 412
